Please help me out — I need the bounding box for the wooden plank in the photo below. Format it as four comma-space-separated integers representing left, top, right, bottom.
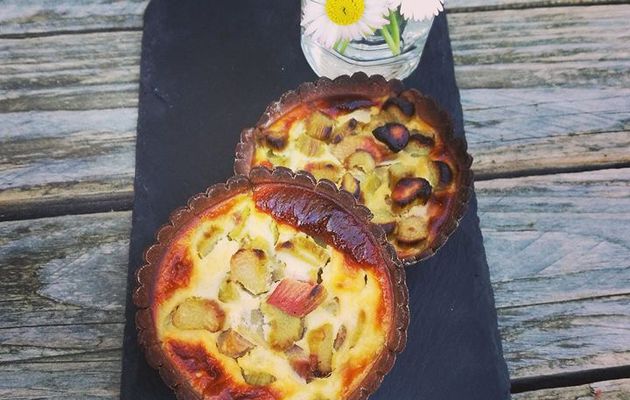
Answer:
0, 0, 147, 36
478, 168, 630, 308
0, 211, 130, 330
462, 88, 630, 147
0, 31, 141, 112
513, 378, 630, 399
0, 109, 136, 211
448, 0, 629, 12
500, 295, 630, 377
449, 5, 630, 89
462, 88, 630, 177
0, 210, 129, 398
0, 359, 121, 400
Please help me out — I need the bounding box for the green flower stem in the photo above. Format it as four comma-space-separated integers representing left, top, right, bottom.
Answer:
333, 39, 341, 52
389, 10, 400, 51
333, 38, 350, 55
338, 39, 349, 54
380, 25, 400, 56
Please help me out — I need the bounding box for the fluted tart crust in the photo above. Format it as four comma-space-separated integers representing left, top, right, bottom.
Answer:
134, 168, 409, 400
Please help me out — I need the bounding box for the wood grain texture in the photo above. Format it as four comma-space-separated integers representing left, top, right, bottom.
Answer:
0, 169, 627, 397
0, 0, 147, 36
482, 168, 630, 377
513, 378, 630, 399
0, 211, 129, 329
449, 4, 630, 89
463, 88, 630, 177
0, 31, 141, 112
0, 211, 130, 398
0, 109, 136, 209
0, 359, 122, 400
478, 168, 630, 309
448, 0, 629, 12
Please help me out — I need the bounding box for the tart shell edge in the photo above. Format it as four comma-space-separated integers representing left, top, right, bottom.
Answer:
234, 73, 474, 265
133, 167, 409, 400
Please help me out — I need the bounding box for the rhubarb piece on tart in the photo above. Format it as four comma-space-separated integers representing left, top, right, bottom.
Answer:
134, 168, 408, 400
235, 73, 473, 264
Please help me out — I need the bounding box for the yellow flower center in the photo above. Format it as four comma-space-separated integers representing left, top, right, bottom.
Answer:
325, 0, 365, 26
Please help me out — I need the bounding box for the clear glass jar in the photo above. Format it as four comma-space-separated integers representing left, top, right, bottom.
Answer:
301, 0, 434, 80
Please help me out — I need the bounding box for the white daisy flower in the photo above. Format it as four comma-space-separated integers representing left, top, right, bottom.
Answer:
302, 0, 390, 48
388, 0, 445, 21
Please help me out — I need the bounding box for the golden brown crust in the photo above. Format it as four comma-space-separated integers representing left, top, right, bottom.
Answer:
234, 74, 473, 265
134, 167, 409, 400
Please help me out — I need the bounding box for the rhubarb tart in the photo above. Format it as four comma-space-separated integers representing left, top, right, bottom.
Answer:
134, 168, 408, 400
235, 73, 472, 264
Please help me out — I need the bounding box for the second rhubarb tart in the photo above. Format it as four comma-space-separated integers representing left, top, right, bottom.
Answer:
134, 168, 408, 400
235, 73, 473, 265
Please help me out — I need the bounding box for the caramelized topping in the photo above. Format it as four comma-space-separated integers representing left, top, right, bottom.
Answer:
217, 329, 255, 358
391, 177, 432, 207
334, 325, 347, 350
241, 82, 469, 264
264, 130, 289, 150
145, 169, 405, 400
435, 161, 453, 186
307, 324, 334, 377
407, 133, 435, 155
383, 96, 415, 117
372, 123, 410, 153
323, 97, 374, 114
331, 136, 389, 163
331, 118, 358, 144
286, 345, 312, 381
388, 163, 415, 188
253, 185, 381, 266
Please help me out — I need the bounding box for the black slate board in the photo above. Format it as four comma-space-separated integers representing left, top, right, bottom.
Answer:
121, 1, 511, 399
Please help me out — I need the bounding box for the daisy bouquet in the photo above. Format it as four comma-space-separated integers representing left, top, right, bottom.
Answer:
302, 0, 444, 56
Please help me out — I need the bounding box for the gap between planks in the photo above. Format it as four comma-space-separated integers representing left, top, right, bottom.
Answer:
511, 365, 630, 393
2, 162, 629, 222
0, 26, 141, 40
1, 0, 627, 39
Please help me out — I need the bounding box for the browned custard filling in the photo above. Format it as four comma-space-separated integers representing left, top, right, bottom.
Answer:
151, 192, 395, 399
251, 92, 462, 260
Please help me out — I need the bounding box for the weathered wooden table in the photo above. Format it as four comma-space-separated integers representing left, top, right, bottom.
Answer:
1, 0, 629, 398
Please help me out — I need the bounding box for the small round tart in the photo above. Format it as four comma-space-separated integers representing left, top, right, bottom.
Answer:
134, 168, 408, 400
235, 73, 473, 264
